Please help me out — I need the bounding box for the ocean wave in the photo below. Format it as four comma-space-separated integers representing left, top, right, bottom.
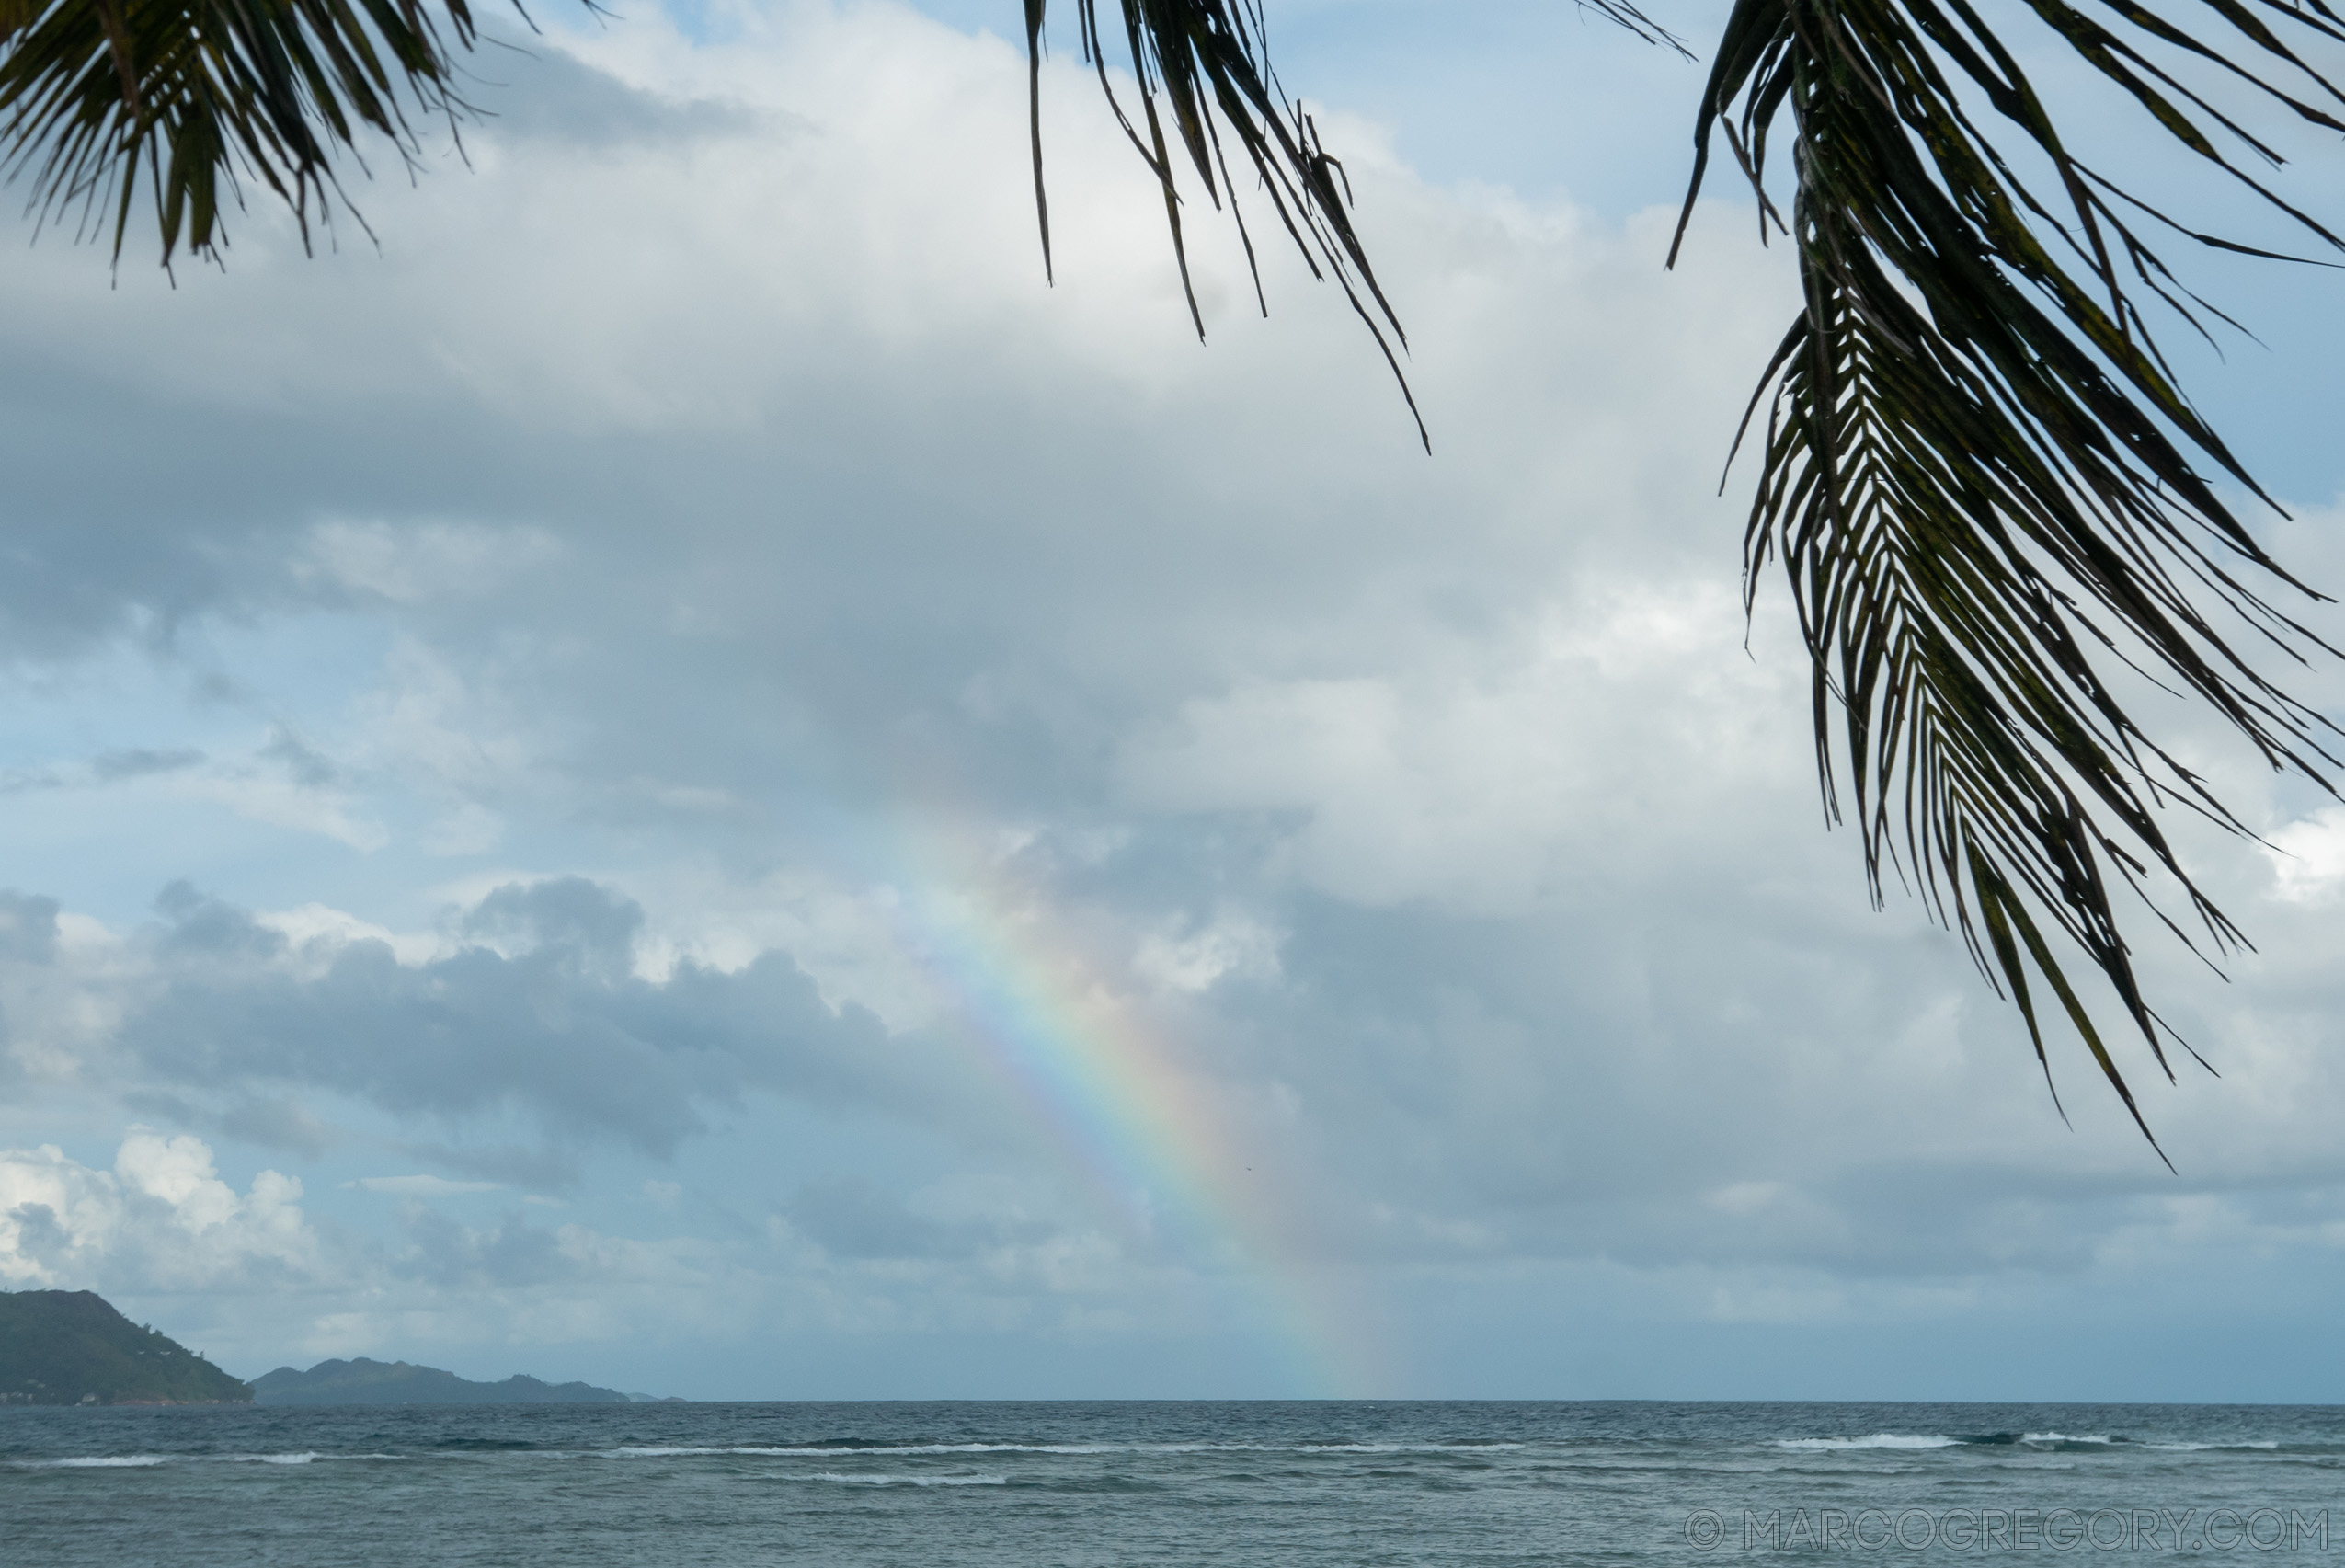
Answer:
17, 1455, 172, 1468
602, 1440, 1523, 1459
1775, 1435, 1962, 1451
12, 1450, 421, 1470
1774, 1431, 2155, 1454
772, 1472, 1008, 1487
2148, 1441, 2280, 1451
430, 1437, 539, 1452
1290, 1442, 1527, 1454
603, 1444, 1025, 1459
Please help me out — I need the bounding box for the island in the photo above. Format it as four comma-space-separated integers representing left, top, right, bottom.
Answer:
251, 1357, 636, 1405
0, 1288, 252, 1405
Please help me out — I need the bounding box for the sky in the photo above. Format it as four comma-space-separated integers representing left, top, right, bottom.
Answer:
3, 0, 2345, 1402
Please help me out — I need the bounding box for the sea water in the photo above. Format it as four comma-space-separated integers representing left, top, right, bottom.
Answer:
2, 1401, 2337, 1563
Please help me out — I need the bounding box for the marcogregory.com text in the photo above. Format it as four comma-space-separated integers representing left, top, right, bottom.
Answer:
1684, 1507, 2329, 1553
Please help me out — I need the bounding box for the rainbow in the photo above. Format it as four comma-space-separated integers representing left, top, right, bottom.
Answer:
873, 811, 1389, 1397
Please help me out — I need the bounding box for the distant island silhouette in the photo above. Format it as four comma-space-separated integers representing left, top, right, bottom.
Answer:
1, 1288, 671, 1407
253, 1357, 661, 1405
0, 1289, 249, 1405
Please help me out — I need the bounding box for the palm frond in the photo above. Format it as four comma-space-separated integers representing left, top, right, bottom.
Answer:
1670, 0, 2345, 1151
1025, 0, 1429, 448
0, 0, 491, 264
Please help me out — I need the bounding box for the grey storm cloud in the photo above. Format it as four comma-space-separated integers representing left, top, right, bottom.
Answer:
0, 62, 767, 680
462, 877, 646, 973
0, 3, 2339, 1395
117, 877, 911, 1157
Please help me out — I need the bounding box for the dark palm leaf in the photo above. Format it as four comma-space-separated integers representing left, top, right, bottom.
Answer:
1024, 0, 1434, 447
0, 0, 487, 263
1048, 0, 2345, 1151
1664, 0, 2345, 1154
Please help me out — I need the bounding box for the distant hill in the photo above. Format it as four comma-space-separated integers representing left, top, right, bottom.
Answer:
0, 1289, 251, 1405
251, 1357, 634, 1405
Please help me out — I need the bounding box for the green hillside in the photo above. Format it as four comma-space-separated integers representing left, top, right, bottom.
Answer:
0, 1289, 251, 1405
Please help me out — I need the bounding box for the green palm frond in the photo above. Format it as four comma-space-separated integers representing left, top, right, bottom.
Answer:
1666, 0, 2345, 1154
0, 0, 489, 263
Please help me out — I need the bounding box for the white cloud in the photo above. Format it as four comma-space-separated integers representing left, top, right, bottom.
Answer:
0, 1133, 317, 1291
1132, 909, 1285, 994
2265, 807, 2345, 903
1116, 580, 1811, 917
254, 903, 441, 967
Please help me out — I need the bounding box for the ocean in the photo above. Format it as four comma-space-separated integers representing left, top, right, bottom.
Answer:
2, 1400, 2336, 1563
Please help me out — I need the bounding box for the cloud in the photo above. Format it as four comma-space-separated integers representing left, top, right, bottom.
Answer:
463, 40, 766, 151
781, 1174, 1060, 1263
118, 1092, 337, 1159
4, 858, 2331, 1294
0, 750, 206, 797
394, 1207, 600, 1288
102, 878, 927, 1159
347, 1175, 506, 1196
2266, 807, 2345, 905
90, 748, 207, 783
0, 0, 2335, 1398
298, 519, 565, 608
459, 876, 644, 972
0, 1132, 318, 1292
0, 892, 61, 966
1114, 581, 1811, 918
1132, 908, 1284, 995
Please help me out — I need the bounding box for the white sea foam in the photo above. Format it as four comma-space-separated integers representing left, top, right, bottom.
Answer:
605, 1440, 1522, 1459
1288, 1443, 1527, 1455
1775, 1435, 1961, 1451
2021, 1433, 2112, 1445
2148, 1441, 2279, 1451
25, 1455, 171, 1468
219, 1453, 317, 1465
776, 1472, 1009, 1486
